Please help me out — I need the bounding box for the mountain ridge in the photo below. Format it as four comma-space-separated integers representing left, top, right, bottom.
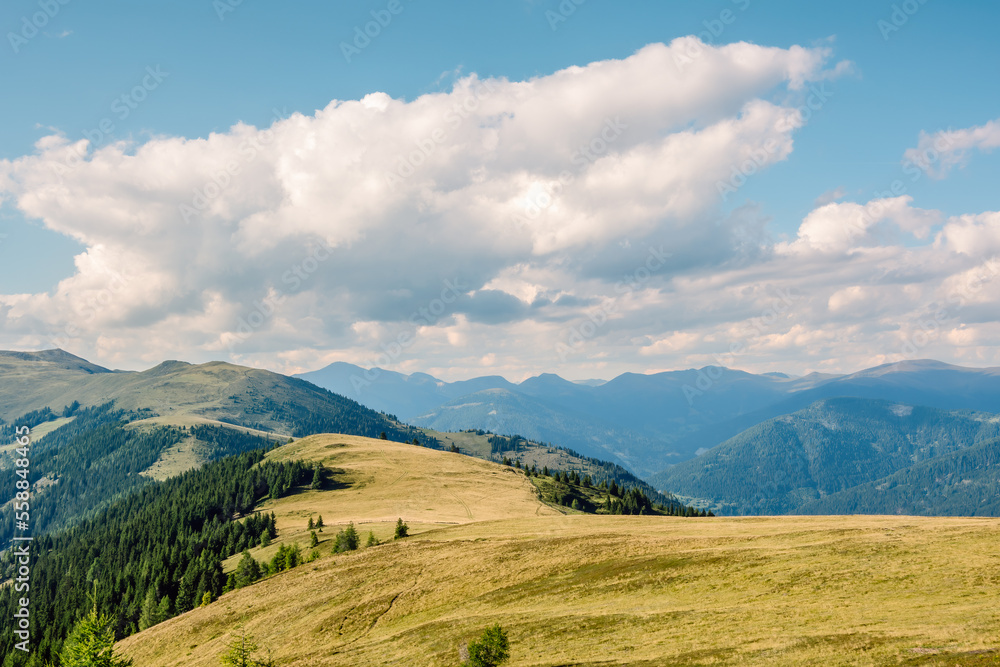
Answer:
297, 357, 1000, 474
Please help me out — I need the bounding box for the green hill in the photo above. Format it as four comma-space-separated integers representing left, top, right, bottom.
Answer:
652, 397, 1000, 515
0, 349, 419, 440
0, 350, 428, 549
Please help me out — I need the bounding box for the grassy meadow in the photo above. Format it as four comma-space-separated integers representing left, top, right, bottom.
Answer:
117, 434, 1000, 666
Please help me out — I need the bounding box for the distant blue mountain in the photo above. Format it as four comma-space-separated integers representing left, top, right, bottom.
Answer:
296, 359, 1000, 477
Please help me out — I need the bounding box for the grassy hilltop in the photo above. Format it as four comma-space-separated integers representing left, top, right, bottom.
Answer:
117, 434, 1000, 666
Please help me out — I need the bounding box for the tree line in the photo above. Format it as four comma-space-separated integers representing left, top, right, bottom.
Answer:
477, 430, 684, 509
516, 461, 712, 517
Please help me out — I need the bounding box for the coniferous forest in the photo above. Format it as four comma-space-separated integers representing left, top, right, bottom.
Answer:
0, 448, 310, 665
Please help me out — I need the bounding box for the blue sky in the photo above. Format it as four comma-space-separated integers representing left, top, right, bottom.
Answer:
1, 0, 999, 379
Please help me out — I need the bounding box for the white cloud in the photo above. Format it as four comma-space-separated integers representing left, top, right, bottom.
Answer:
903, 117, 1000, 179
778, 196, 943, 257
12, 40, 997, 378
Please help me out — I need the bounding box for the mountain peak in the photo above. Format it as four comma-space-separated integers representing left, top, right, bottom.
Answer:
849, 359, 999, 378
0, 348, 113, 374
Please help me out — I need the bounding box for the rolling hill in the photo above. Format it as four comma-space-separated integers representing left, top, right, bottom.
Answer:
0, 349, 687, 553
0, 349, 419, 441
109, 433, 1000, 666
652, 397, 1000, 515
0, 350, 427, 550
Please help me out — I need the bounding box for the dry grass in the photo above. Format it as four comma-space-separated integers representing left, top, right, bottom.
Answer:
119, 435, 1000, 666
222, 434, 562, 567
140, 435, 202, 481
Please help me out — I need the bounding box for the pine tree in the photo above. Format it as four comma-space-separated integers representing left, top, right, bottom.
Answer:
335, 523, 359, 552
284, 543, 302, 569
394, 518, 409, 539
176, 573, 194, 614
310, 531, 319, 547
307, 516, 314, 530
221, 629, 276, 667
234, 551, 261, 588
138, 587, 160, 631
465, 624, 510, 667
315, 515, 324, 532
366, 531, 379, 547
155, 595, 172, 624
310, 466, 322, 490
60, 608, 134, 667
270, 545, 288, 574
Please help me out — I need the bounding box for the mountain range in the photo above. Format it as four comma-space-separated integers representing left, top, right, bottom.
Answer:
297, 359, 1000, 476
6, 349, 1000, 521
4, 350, 1000, 664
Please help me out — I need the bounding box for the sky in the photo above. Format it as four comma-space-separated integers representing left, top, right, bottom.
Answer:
1, 0, 999, 381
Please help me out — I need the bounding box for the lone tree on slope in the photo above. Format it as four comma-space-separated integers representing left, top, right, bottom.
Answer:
463, 624, 510, 667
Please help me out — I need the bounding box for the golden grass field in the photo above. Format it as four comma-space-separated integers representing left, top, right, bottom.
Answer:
118, 435, 1000, 666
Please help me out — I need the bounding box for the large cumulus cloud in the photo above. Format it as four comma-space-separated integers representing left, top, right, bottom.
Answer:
9, 38, 997, 378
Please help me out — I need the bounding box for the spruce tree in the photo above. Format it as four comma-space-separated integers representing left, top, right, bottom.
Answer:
138, 588, 160, 631
60, 608, 134, 667
234, 551, 261, 588
394, 518, 409, 539
284, 544, 302, 569
335, 523, 360, 552
156, 595, 172, 623
221, 629, 276, 667
465, 624, 510, 667
310, 531, 319, 547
